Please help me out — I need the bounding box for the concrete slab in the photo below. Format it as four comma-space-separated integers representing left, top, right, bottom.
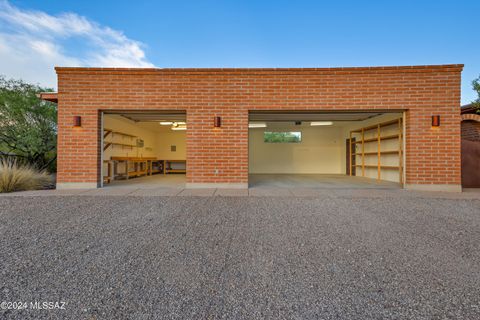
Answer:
248, 188, 294, 197
128, 188, 183, 197
177, 188, 216, 197
249, 174, 401, 189
215, 189, 249, 197
105, 174, 185, 189
79, 188, 138, 196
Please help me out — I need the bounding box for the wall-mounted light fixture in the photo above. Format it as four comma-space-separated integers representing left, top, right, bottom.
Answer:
431, 115, 440, 127
214, 116, 221, 128
73, 116, 82, 127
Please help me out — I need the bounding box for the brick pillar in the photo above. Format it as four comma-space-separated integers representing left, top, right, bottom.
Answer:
186, 108, 249, 188
56, 100, 100, 189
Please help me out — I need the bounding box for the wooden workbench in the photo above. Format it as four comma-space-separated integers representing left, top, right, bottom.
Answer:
110, 156, 156, 180
106, 157, 186, 181
164, 160, 187, 174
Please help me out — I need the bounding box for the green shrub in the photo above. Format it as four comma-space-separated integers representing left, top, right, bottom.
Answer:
0, 158, 52, 192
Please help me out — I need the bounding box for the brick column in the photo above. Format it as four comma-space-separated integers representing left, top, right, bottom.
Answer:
186, 107, 249, 188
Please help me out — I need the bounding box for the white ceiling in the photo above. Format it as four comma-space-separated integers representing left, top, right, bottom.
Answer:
136, 121, 185, 133
249, 112, 385, 122
104, 112, 186, 122
106, 111, 400, 132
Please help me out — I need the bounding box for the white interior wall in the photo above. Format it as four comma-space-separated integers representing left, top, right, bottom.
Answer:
249, 124, 344, 174
103, 115, 157, 159
154, 131, 186, 159
249, 112, 404, 182
102, 115, 186, 174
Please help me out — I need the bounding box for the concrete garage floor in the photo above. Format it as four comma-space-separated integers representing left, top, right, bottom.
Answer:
0, 193, 479, 319
105, 173, 186, 189
103, 173, 399, 192
249, 174, 400, 189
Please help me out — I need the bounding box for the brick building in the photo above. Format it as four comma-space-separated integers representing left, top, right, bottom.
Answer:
41, 64, 464, 191
461, 104, 480, 188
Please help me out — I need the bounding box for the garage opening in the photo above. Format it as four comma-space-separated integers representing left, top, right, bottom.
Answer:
248, 111, 405, 189
101, 111, 186, 188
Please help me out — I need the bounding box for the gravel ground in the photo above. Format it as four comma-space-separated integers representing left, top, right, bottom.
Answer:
0, 194, 479, 319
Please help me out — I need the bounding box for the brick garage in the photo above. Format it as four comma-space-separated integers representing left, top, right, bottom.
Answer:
461, 110, 480, 188
50, 64, 463, 191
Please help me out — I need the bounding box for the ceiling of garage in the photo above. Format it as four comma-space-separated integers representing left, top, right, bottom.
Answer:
105, 111, 398, 123
104, 111, 186, 122
249, 112, 386, 122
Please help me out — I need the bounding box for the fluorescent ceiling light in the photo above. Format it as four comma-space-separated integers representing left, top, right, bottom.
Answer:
249, 123, 267, 128
172, 121, 187, 127
159, 121, 173, 125
171, 126, 187, 131
310, 121, 333, 126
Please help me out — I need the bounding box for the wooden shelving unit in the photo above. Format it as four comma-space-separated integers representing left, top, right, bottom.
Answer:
349, 118, 403, 184
103, 128, 138, 151
103, 128, 137, 139
103, 142, 136, 151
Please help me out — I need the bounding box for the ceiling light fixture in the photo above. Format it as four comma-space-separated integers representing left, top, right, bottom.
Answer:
171, 126, 187, 131
249, 123, 267, 128
310, 121, 333, 126
159, 121, 173, 125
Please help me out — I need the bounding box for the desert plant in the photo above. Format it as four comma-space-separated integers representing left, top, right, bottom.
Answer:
0, 76, 57, 171
0, 158, 52, 192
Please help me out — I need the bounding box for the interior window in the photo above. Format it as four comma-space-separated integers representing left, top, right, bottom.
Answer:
264, 131, 302, 143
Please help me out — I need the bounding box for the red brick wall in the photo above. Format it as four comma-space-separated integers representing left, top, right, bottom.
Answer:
462, 121, 480, 141
56, 65, 463, 186
461, 113, 480, 142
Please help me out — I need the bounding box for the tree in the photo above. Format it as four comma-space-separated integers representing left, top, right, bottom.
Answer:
472, 75, 480, 113
0, 76, 57, 171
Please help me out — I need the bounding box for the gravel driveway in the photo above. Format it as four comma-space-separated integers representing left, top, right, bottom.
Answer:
0, 193, 479, 319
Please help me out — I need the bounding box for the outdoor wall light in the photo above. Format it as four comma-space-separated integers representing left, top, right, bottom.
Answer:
73, 116, 82, 127
214, 116, 221, 128
431, 115, 440, 127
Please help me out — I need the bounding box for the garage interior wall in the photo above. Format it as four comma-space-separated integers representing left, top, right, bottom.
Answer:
102, 115, 186, 173
249, 113, 403, 182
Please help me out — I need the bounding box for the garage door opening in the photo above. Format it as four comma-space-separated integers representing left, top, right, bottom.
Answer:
248, 111, 405, 189
101, 111, 186, 188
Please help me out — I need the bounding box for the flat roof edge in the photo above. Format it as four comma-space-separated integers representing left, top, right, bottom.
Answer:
37, 92, 58, 103
55, 64, 464, 75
